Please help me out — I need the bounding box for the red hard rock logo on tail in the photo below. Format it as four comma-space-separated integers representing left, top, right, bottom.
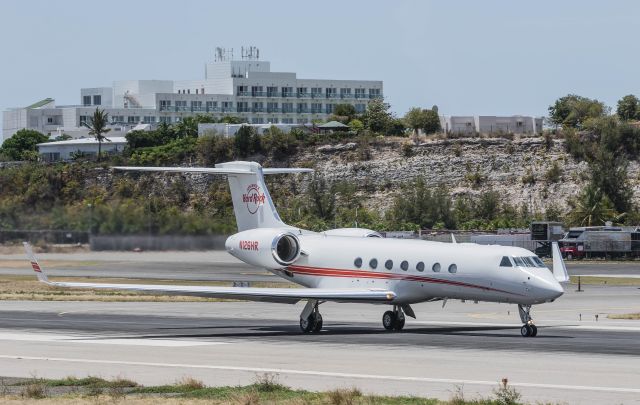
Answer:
242, 184, 266, 214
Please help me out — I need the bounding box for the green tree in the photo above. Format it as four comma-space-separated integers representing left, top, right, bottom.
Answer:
588, 149, 633, 214
333, 104, 357, 123
362, 98, 392, 133
404, 107, 441, 135
548, 94, 607, 129
82, 108, 111, 160
348, 119, 364, 134
0, 129, 49, 161
568, 186, 621, 226
616, 94, 639, 121
234, 125, 257, 158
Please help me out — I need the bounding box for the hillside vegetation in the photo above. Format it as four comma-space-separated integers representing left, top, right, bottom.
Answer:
2, 95, 640, 235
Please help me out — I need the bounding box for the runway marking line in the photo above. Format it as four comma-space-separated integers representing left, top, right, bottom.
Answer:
0, 355, 639, 394
0, 332, 229, 347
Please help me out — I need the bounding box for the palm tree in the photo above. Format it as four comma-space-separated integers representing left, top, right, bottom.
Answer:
568, 186, 623, 226
82, 108, 111, 160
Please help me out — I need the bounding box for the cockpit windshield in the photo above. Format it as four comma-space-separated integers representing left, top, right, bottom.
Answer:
511, 256, 546, 268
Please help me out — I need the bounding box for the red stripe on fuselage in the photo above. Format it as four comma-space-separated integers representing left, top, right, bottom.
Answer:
287, 265, 522, 296
30, 262, 42, 273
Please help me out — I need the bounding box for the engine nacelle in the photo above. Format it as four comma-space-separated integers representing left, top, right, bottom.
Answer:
225, 228, 301, 269
323, 227, 383, 238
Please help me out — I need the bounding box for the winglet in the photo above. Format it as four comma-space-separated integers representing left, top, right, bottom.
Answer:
551, 242, 569, 283
451, 234, 457, 244
23, 242, 50, 284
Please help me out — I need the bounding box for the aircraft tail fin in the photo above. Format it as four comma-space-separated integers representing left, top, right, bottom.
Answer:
23, 242, 51, 284
113, 161, 313, 232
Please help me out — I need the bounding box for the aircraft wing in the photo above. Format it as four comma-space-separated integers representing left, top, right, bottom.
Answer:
23, 243, 394, 304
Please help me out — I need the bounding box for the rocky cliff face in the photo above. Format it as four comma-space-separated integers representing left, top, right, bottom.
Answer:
290, 137, 640, 214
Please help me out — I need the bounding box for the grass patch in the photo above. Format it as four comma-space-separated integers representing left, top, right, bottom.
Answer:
607, 313, 640, 320
569, 275, 640, 286
0, 374, 555, 404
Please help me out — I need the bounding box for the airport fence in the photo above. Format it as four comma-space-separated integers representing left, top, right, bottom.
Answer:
0, 230, 89, 245
89, 234, 228, 251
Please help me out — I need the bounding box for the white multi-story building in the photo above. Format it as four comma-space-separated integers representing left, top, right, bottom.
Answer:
439, 115, 543, 135
2, 49, 383, 142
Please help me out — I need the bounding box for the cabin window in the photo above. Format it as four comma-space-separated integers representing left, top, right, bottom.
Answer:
448, 264, 457, 273
500, 256, 512, 267
432, 263, 441, 272
416, 262, 425, 272
522, 257, 536, 267
513, 257, 525, 267
354, 257, 362, 268
385, 260, 393, 270
369, 258, 378, 269
400, 261, 409, 271
531, 256, 546, 268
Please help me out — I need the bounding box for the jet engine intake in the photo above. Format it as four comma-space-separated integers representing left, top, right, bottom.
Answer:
226, 228, 301, 269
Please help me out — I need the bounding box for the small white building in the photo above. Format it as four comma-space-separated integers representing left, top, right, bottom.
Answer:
37, 137, 127, 162
440, 115, 543, 135
198, 122, 305, 137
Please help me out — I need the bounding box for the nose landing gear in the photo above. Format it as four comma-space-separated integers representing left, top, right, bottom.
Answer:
382, 305, 405, 331
518, 304, 538, 337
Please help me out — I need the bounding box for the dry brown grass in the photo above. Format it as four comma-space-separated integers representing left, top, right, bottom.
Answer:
0, 275, 297, 302
607, 313, 640, 320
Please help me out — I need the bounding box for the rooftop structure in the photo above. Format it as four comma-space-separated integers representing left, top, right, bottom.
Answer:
3, 47, 383, 142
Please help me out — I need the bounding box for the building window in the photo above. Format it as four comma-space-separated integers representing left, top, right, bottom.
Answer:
83, 96, 91, 106
176, 100, 187, 111
340, 88, 352, 98
251, 117, 264, 124
369, 258, 378, 269
282, 87, 293, 98
252, 102, 264, 112
282, 102, 293, 113
297, 118, 308, 124
251, 86, 263, 97
311, 87, 322, 98
354, 257, 363, 268
206, 101, 217, 111
416, 262, 425, 272
297, 103, 308, 113
47, 117, 54, 124
369, 88, 381, 98
222, 101, 233, 111
325, 104, 335, 114
237, 85, 248, 96
432, 263, 441, 272
267, 86, 278, 97
160, 100, 172, 111
268, 117, 279, 124
267, 102, 278, 113
191, 101, 202, 111
355, 103, 366, 113
384, 260, 393, 270
282, 118, 294, 124
79, 115, 88, 125
237, 102, 249, 112
326, 88, 337, 98
127, 116, 140, 124
143, 116, 156, 123
311, 103, 322, 113
355, 88, 366, 99
448, 264, 458, 273
296, 87, 307, 97
93, 95, 101, 105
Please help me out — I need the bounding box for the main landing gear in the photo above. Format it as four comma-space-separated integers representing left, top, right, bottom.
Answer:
382, 305, 405, 331
299, 300, 323, 333
518, 304, 538, 337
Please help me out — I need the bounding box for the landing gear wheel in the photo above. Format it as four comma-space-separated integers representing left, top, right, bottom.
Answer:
529, 324, 538, 337
382, 311, 396, 331
520, 324, 531, 337
393, 312, 405, 331
300, 315, 314, 334
312, 313, 323, 333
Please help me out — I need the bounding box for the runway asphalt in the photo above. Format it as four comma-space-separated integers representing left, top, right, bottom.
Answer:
0, 286, 639, 404
0, 251, 639, 403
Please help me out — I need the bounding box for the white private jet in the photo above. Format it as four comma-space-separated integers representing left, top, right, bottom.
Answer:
25, 161, 568, 337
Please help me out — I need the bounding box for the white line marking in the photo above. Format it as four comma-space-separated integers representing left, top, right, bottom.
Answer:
0, 355, 639, 394
0, 332, 227, 347
410, 320, 640, 332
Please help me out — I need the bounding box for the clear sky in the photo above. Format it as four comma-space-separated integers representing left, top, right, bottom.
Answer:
1, 0, 638, 130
